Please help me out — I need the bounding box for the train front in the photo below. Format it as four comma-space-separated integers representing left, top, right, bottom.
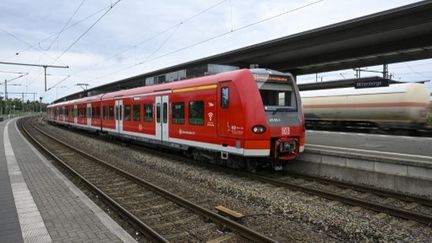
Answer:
252, 69, 305, 166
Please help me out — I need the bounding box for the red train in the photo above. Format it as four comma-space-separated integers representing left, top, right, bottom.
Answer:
47, 68, 305, 170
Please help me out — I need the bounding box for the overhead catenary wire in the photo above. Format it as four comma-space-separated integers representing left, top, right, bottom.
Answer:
92, 0, 325, 82
0, 27, 65, 64
83, 0, 228, 65
40, 0, 87, 51
53, 0, 123, 64
49, 0, 228, 90
44, 0, 122, 92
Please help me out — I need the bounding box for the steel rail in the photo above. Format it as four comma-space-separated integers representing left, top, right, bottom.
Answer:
19, 118, 169, 243
245, 173, 432, 226
23, 118, 277, 243
281, 172, 432, 208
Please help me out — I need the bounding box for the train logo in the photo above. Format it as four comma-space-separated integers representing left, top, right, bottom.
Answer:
282, 127, 290, 135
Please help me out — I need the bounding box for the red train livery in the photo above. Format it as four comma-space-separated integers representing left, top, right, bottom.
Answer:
48, 68, 305, 170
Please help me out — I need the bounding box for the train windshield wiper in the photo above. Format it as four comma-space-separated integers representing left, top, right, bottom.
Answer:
271, 107, 291, 115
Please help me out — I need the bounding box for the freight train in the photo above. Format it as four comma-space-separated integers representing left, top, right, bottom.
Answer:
47, 68, 305, 171
301, 83, 430, 133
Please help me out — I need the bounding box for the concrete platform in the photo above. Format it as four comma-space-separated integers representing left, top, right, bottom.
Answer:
287, 142, 432, 198
0, 117, 136, 243
306, 130, 432, 156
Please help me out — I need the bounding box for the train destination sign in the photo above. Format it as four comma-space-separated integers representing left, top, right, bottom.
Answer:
355, 79, 389, 89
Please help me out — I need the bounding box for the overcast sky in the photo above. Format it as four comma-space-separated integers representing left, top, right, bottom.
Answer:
0, 0, 430, 102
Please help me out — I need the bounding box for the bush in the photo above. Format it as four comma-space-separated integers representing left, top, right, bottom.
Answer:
428, 113, 432, 124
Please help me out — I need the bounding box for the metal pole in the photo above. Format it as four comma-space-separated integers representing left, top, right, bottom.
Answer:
0, 61, 68, 91
383, 64, 389, 79
5, 79, 7, 116
22, 92, 25, 112
44, 66, 47, 91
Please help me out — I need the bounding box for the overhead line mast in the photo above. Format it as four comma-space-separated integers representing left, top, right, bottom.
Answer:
0, 61, 69, 91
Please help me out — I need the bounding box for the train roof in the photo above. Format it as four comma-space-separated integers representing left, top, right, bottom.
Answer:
300, 82, 427, 98
100, 69, 249, 100
48, 94, 103, 108
48, 69, 251, 107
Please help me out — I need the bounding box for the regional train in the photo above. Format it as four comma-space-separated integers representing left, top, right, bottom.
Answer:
47, 69, 305, 171
301, 83, 431, 133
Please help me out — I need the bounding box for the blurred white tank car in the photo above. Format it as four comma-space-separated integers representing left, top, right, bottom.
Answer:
301, 83, 430, 131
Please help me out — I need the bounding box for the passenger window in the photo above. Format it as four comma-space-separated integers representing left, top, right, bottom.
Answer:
144, 104, 153, 122
163, 103, 167, 124
221, 87, 229, 108
103, 106, 108, 120
124, 105, 131, 121
189, 101, 204, 126
109, 106, 114, 120
133, 104, 140, 121
156, 103, 160, 123
172, 102, 185, 124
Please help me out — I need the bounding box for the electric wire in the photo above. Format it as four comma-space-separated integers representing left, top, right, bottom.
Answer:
92, 0, 325, 82
49, 0, 227, 90
40, 0, 87, 51
53, 0, 122, 63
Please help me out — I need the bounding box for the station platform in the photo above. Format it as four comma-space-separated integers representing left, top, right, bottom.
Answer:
306, 130, 432, 157
285, 129, 432, 198
0, 117, 136, 243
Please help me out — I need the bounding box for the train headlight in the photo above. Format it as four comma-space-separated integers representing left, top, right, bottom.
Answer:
252, 125, 266, 134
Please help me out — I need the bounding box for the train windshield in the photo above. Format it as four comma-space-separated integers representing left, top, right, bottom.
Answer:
253, 69, 297, 112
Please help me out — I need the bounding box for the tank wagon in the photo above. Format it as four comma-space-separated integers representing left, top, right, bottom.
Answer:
301, 83, 430, 131
48, 68, 305, 170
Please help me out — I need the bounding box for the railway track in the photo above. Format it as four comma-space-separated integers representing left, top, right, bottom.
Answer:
246, 172, 432, 226
20, 117, 276, 242
40, 117, 432, 226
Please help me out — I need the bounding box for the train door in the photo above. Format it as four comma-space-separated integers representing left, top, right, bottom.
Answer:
86, 103, 91, 127
115, 99, 123, 133
155, 95, 169, 142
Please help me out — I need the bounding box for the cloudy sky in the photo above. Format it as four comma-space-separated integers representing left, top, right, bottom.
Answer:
0, 0, 430, 102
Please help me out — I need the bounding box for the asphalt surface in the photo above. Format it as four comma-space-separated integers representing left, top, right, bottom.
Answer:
306, 130, 432, 157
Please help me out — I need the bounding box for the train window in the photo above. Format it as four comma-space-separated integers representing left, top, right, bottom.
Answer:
79, 108, 86, 118
144, 104, 153, 122
95, 107, 100, 119
124, 105, 131, 121
156, 103, 161, 123
109, 106, 114, 120
103, 106, 108, 119
163, 103, 167, 124
259, 90, 297, 111
221, 87, 229, 108
189, 101, 204, 126
172, 102, 185, 124
133, 104, 140, 121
